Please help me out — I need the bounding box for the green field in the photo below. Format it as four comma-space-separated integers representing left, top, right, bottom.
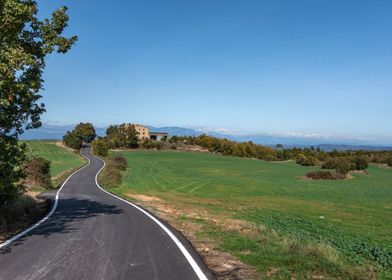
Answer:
23, 140, 84, 177
108, 150, 392, 279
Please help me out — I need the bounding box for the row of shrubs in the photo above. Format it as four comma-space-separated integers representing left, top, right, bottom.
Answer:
98, 156, 128, 188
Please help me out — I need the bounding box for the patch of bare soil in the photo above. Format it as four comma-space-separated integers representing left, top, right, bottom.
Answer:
126, 193, 260, 280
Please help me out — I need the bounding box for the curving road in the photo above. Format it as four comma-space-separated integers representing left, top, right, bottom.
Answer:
0, 145, 213, 280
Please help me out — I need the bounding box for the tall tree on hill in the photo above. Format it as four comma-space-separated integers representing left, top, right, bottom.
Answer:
106, 123, 139, 148
63, 122, 96, 149
0, 0, 77, 206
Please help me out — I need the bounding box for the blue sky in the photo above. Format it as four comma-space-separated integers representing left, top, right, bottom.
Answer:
38, 0, 391, 141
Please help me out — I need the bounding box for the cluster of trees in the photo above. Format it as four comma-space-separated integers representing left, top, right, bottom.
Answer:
168, 135, 392, 178
63, 123, 96, 149
170, 135, 278, 160
91, 123, 140, 156
1, 1, 76, 206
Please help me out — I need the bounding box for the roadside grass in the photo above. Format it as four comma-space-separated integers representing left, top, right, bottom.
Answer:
23, 140, 85, 187
1, 141, 86, 242
105, 150, 392, 279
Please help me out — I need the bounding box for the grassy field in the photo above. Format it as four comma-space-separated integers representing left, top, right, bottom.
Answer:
23, 140, 84, 177
107, 150, 392, 279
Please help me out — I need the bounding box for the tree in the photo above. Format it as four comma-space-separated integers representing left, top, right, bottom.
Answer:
0, 1, 76, 206
92, 139, 109, 157
63, 122, 96, 149
106, 123, 139, 148
353, 156, 368, 171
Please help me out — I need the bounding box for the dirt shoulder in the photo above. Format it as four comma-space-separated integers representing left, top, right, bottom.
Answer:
126, 193, 260, 280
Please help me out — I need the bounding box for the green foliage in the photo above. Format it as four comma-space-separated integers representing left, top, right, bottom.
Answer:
0, 137, 26, 206
106, 123, 139, 148
0, 0, 76, 205
296, 154, 320, 166
24, 157, 52, 189
353, 156, 369, 171
63, 130, 82, 149
23, 140, 84, 176
98, 156, 128, 187
63, 122, 96, 149
141, 139, 163, 150
92, 138, 109, 157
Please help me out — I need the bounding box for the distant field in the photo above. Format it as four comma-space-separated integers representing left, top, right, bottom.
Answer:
23, 140, 84, 177
108, 150, 392, 279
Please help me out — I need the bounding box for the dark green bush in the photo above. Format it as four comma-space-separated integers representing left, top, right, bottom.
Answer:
24, 157, 52, 189
353, 156, 369, 170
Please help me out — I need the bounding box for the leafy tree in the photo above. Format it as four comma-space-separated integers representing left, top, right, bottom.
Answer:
106, 123, 139, 148
74, 122, 96, 142
353, 156, 368, 171
0, 1, 76, 206
63, 122, 96, 149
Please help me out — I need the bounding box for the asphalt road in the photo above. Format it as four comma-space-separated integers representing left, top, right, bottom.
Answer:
0, 145, 213, 280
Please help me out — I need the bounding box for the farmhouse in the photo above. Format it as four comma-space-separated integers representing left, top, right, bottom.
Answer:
134, 125, 168, 141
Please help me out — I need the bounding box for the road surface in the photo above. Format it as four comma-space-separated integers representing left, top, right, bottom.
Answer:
0, 146, 213, 280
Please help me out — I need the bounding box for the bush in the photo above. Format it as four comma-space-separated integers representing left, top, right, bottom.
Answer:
296, 154, 320, 166
388, 158, 392, 167
99, 165, 122, 187
92, 139, 109, 157
111, 156, 128, 171
99, 156, 128, 187
305, 171, 344, 180
353, 156, 369, 170
334, 158, 352, 176
24, 157, 52, 189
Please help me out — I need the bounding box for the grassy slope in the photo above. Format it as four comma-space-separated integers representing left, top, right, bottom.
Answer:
109, 150, 392, 279
23, 140, 84, 177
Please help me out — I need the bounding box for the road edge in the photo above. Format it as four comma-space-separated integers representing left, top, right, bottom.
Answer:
0, 149, 90, 250
88, 148, 210, 280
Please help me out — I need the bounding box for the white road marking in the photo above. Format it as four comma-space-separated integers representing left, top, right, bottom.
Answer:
0, 150, 90, 249
88, 149, 209, 280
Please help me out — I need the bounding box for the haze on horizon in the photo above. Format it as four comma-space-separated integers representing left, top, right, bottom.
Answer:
38, 0, 392, 142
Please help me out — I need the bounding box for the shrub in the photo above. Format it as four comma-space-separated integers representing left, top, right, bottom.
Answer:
334, 158, 352, 176
111, 156, 128, 171
24, 157, 52, 189
388, 158, 392, 167
305, 171, 344, 180
99, 165, 122, 187
99, 156, 128, 187
353, 156, 369, 170
296, 154, 319, 166
92, 139, 109, 156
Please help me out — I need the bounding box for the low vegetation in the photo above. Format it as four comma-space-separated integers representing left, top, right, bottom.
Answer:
0, 141, 85, 242
98, 156, 128, 188
24, 157, 52, 189
103, 150, 392, 279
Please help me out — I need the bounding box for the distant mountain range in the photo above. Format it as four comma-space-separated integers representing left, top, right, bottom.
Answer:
20, 123, 392, 151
